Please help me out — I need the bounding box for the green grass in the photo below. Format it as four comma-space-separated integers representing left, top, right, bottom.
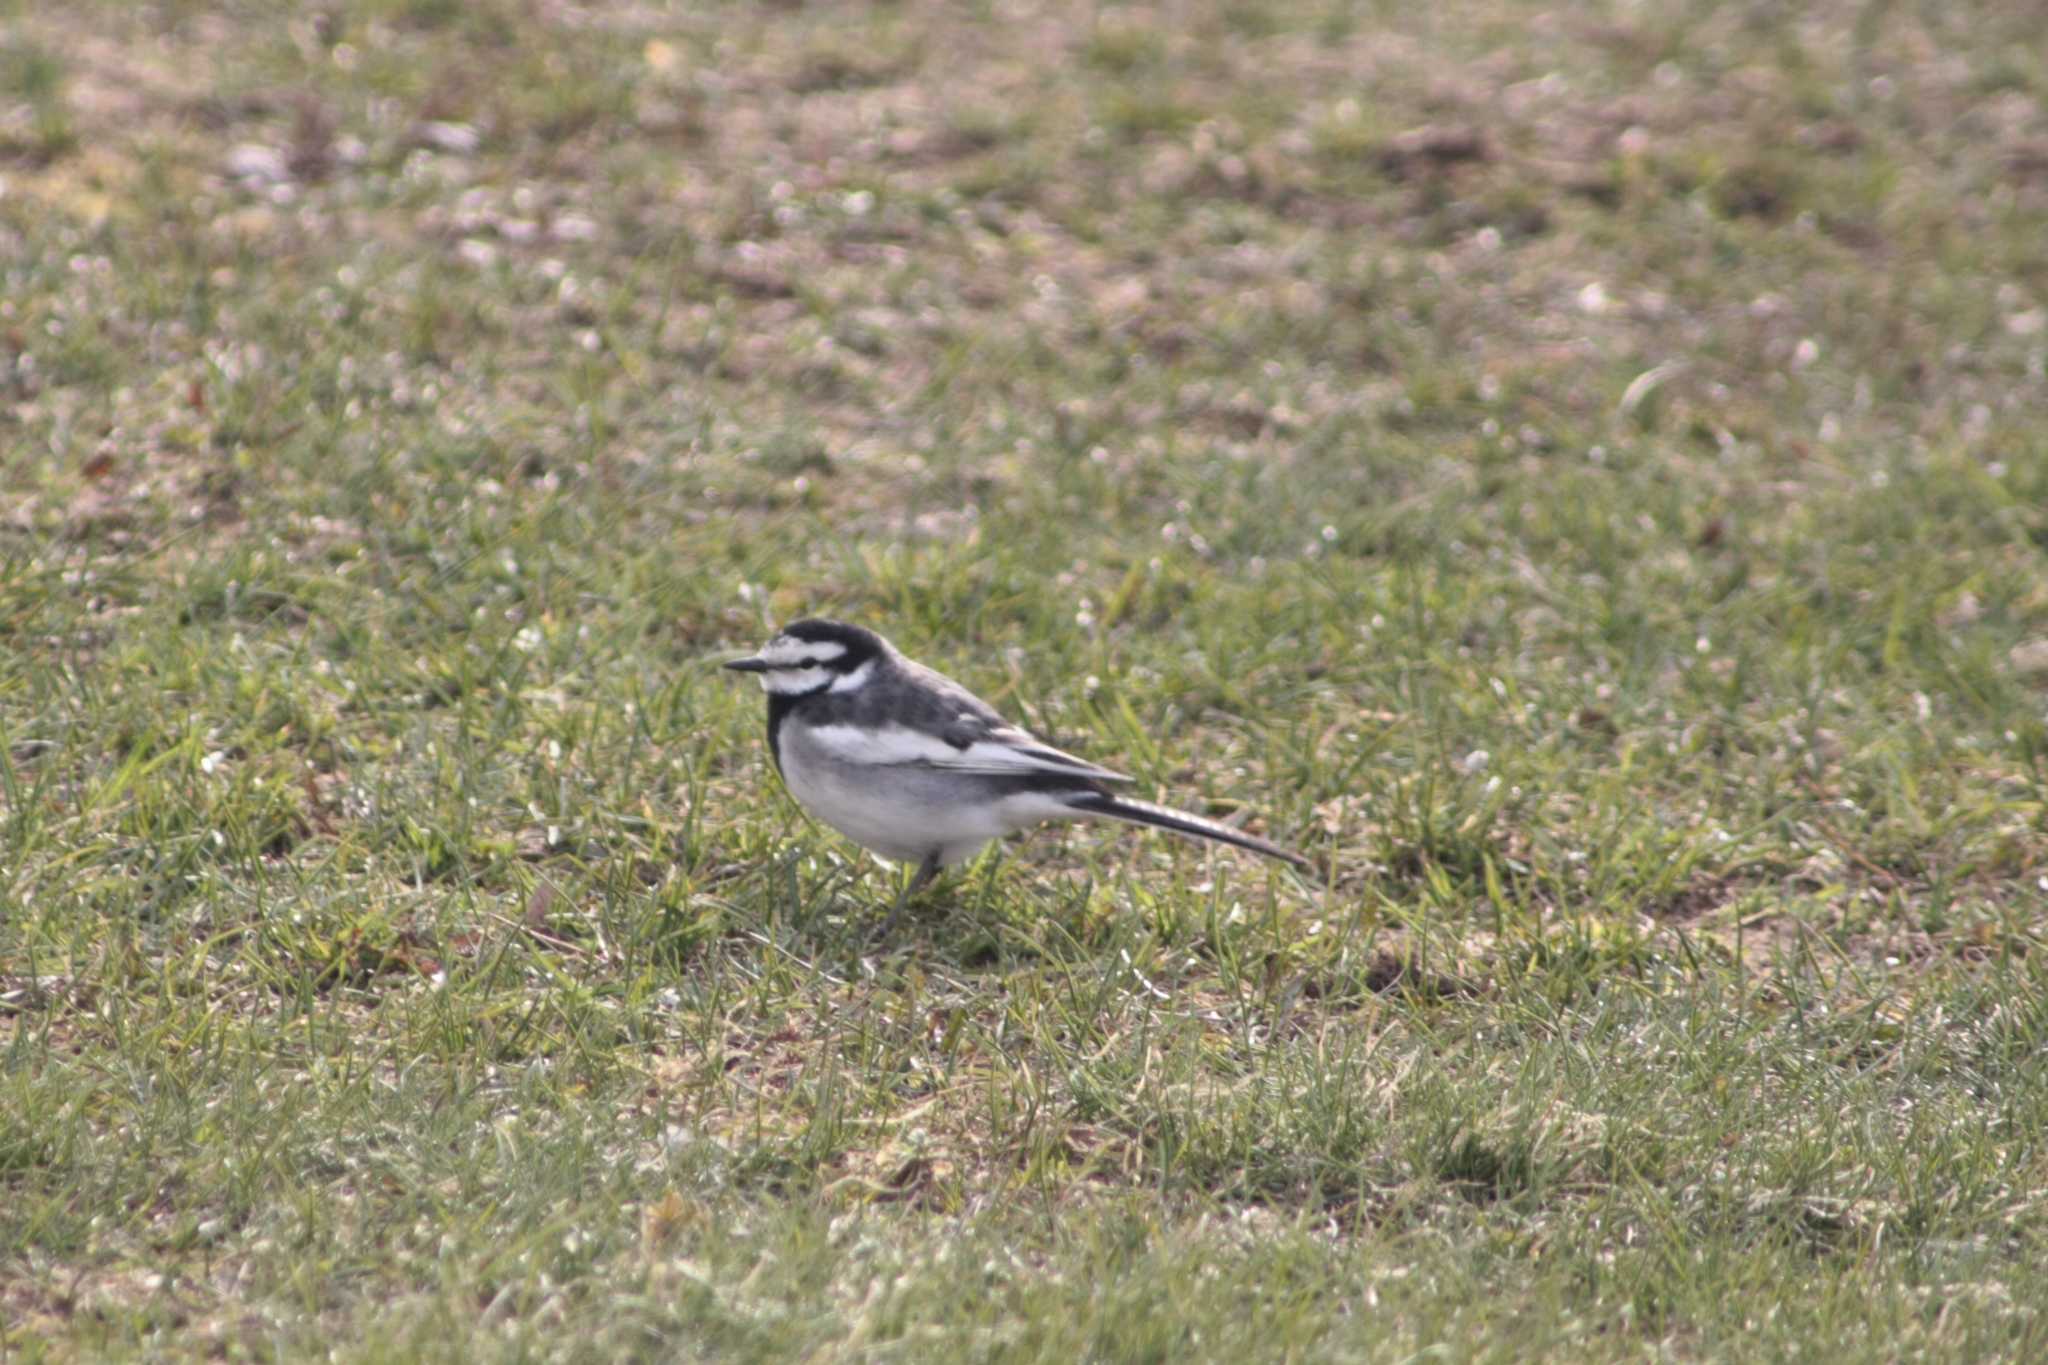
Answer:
4, 0, 2048, 1357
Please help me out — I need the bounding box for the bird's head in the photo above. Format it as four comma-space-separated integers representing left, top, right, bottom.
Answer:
722, 618, 888, 696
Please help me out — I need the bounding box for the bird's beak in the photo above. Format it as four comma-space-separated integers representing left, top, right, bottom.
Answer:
722, 655, 771, 673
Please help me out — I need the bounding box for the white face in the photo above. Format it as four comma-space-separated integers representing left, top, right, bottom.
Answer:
753, 635, 846, 695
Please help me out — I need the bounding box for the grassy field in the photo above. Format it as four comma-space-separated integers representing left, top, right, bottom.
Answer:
4, 0, 2047, 1357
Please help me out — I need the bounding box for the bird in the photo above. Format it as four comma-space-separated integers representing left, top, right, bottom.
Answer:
722, 618, 1309, 904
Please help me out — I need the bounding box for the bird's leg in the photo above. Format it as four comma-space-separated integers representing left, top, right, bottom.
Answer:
877, 852, 942, 938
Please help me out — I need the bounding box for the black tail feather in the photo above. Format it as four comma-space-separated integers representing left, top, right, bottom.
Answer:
1064, 792, 1310, 870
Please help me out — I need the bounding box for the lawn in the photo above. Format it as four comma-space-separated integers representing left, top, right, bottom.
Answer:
3, 0, 2047, 1358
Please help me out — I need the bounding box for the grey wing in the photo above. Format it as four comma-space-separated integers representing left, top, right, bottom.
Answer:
902, 660, 1134, 785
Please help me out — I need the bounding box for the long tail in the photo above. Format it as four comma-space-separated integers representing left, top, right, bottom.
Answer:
1064, 792, 1311, 870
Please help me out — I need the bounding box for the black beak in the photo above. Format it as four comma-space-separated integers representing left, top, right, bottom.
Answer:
722, 656, 771, 673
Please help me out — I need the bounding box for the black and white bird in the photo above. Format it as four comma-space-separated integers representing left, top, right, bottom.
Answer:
723, 619, 1309, 897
